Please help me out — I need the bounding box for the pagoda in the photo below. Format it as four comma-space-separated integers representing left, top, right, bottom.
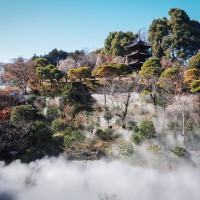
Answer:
126, 39, 153, 71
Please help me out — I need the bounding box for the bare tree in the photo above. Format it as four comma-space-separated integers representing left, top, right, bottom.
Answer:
108, 78, 140, 128
4, 57, 35, 94
58, 58, 77, 82
77, 52, 98, 68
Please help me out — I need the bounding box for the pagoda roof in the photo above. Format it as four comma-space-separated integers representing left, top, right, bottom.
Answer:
127, 39, 153, 49
126, 51, 151, 57
128, 60, 144, 66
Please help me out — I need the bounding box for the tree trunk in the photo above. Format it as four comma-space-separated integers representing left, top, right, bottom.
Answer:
122, 93, 131, 128
104, 81, 107, 108
182, 108, 186, 144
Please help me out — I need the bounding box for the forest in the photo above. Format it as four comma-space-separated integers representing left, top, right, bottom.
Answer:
0, 7, 200, 200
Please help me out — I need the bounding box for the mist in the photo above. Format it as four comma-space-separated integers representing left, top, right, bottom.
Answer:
1, 156, 200, 200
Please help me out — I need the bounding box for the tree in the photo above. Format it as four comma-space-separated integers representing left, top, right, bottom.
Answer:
183, 68, 200, 85
34, 58, 49, 68
50, 68, 63, 84
11, 105, 37, 122
4, 57, 35, 93
58, 58, 77, 82
188, 51, 200, 69
139, 58, 162, 76
107, 80, 139, 128
103, 111, 113, 127
148, 8, 200, 61
64, 130, 85, 147
159, 64, 185, 95
138, 120, 156, 140
0, 91, 20, 110
44, 48, 68, 65
104, 31, 138, 57
36, 67, 45, 88
148, 17, 169, 58
76, 52, 98, 68
139, 58, 162, 105
29, 120, 52, 144
68, 67, 91, 81
0, 120, 32, 155
44, 64, 56, 88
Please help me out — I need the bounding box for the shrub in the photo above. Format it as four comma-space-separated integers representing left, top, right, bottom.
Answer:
63, 127, 73, 136
46, 107, 59, 121
51, 119, 65, 133
95, 129, 112, 141
167, 121, 179, 131
188, 51, 200, 69
146, 145, 161, 155
127, 121, 137, 131
131, 134, 142, 145
133, 125, 139, 133
64, 130, 85, 147
86, 125, 95, 133
103, 111, 113, 126
190, 80, 200, 93
117, 140, 134, 157
170, 146, 186, 157
11, 105, 37, 122
0, 108, 11, 120
29, 120, 52, 144
138, 120, 156, 140
26, 95, 37, 105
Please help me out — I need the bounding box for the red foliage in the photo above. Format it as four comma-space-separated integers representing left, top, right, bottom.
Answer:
0, 108, 11, 120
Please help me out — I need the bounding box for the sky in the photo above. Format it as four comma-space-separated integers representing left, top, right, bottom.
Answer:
0, 0, 200, 63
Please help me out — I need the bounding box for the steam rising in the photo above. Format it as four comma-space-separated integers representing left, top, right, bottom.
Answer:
1, 156, 200, 200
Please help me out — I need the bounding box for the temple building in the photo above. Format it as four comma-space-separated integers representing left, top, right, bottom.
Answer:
125, 39, 153, 71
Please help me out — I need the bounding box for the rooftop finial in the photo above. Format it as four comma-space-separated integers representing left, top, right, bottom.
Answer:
137, 29, 141, 42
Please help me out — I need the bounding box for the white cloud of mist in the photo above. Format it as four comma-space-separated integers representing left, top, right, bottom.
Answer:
1, 156, 200, 200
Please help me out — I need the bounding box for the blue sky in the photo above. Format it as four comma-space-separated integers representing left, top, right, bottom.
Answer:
0, 0, 200, 62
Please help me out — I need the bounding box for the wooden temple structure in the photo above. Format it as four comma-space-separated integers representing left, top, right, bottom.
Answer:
126, 39, 153, 71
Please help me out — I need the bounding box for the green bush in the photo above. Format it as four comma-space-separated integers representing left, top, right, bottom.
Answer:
46, 107, 59, 121
117, 140, 134, 157
131, 134, 142, 145
127, 121, 137, 131
167, 121, 179, 131
146, 145, 161, 155
138, 120, 156, 140
29, 120, 52, 144
63, 127, 73, 135
11, 105, 37, 122
190, 80, 200, 93
64, 130, 85, 147
95, 129, 112, 141
170, 146, 186, 157
51, 119, 65, 133
103, 111, 113, 125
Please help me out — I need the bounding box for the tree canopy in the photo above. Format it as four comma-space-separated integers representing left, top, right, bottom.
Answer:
104, 31, 138, 57
188, 51, 200, 69
95, 63, 132, 79
139, 58, 162, 77
68, 67, 91, 81
148, 8, 200, 61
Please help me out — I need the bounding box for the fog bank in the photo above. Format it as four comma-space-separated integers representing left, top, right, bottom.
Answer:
1, 157, 200, 200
